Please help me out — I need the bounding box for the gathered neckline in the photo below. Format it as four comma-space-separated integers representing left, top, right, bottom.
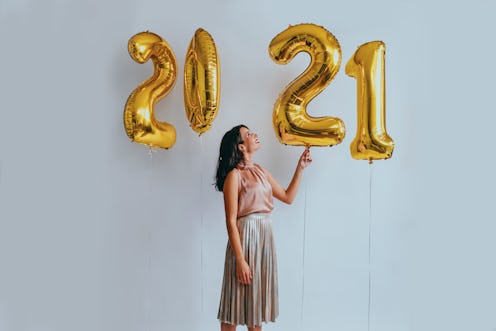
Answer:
237, 160, 255, 169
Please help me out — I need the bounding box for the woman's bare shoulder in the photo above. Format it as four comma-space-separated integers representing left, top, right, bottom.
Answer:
223, 168, 240, 189
226, 167, 239, 177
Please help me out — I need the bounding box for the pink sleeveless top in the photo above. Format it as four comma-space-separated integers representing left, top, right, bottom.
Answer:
235, 161, 274, 218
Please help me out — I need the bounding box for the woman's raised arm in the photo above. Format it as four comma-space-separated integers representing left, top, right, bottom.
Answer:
264, 148, 312, 205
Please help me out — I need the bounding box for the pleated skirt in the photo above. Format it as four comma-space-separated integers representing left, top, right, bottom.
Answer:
217, 213, 278, 327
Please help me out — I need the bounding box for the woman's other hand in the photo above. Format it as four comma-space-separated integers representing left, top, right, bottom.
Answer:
236, 259, 252, 285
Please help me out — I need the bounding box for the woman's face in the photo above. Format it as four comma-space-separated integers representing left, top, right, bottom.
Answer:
239, 127, 261, 154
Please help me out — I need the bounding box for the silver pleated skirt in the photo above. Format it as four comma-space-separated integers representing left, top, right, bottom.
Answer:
217, 213, 278, 327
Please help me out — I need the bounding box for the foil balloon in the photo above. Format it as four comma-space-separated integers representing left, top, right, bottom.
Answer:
184, 28, 220, 135
268, 24, 346, 147
345, 41, 394, 161
124, 31, 177, 149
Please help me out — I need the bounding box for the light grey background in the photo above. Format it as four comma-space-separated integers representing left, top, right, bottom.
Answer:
1, 0, 495, 331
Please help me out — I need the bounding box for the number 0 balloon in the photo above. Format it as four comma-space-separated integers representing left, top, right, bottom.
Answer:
124, 32, 177, 149
184, 28, 220, 135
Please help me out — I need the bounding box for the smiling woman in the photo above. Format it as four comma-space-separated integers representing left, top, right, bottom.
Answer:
214, 125, 312, 331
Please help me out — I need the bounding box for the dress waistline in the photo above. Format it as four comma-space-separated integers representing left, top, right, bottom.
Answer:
237, 212, 271, 221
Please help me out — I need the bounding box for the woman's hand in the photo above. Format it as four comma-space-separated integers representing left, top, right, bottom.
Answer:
298, 148, 313, 170
236, 259, 252, 285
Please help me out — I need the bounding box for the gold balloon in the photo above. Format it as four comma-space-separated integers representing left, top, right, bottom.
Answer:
124, 31, 177, 149
184, 28, 220, 135
345, 41, 394, 161
268, 24, 346, 147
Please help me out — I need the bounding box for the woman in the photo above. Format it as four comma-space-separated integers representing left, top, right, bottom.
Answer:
215, 125, 312, 331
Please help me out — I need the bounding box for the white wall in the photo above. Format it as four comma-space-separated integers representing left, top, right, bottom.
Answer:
1, 1, 495, 331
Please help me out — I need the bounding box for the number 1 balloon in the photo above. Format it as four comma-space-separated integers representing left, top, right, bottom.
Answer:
346, 41, 394, 161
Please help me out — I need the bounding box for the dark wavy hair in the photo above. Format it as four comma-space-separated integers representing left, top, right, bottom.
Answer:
214, 125, 247, 191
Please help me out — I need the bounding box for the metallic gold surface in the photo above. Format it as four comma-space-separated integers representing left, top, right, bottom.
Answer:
346, 41, 394, 161
184, 28, 220, 135
124, 31, 177, 149
268, 24, 345, 147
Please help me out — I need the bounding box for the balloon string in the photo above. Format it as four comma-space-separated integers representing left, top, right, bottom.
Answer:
300, 181, 307, 330
368, 162, 374, 331
146, 227, 152, 331
146, 147, 153, 331
200, 135, 205, 315
148, 146, 155, 158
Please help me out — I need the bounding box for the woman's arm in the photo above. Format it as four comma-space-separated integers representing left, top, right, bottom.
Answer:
265, 148, 312, 205
223, 170, 253, 285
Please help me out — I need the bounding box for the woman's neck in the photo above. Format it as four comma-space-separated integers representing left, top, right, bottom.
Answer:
242, 153, 253, 163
